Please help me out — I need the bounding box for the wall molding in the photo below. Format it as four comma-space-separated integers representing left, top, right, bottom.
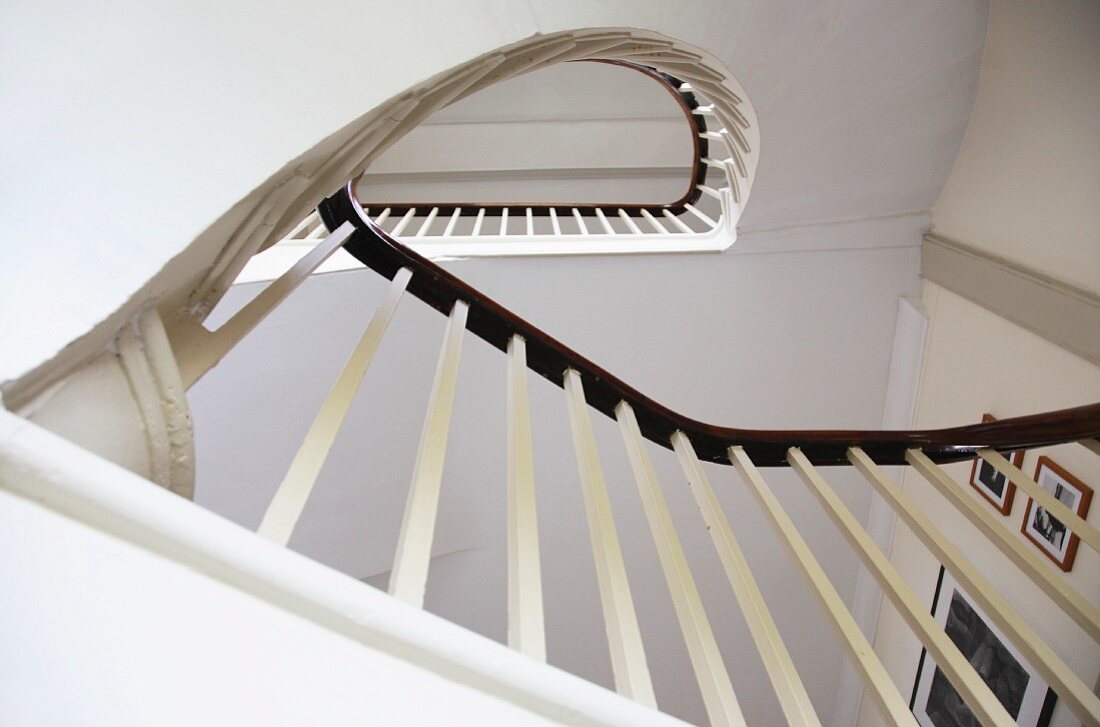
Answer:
360, 165, 688, 185
922, 233, 1100, 366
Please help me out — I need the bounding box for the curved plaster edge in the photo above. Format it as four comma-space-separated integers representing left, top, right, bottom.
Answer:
116, 308, 196, 499
2, 25, 759, 415
0, 409, 685, 726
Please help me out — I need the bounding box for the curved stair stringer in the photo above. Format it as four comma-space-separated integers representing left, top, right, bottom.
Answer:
167, 28, 759, 391
3, 1, 758, 388
1, 23, 759, 502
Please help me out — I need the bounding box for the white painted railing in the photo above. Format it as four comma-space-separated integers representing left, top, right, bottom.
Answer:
276, 82, 738, 260
170, 206, 1100, 725
236, 60, 755, 284
11, 29, 1099, 725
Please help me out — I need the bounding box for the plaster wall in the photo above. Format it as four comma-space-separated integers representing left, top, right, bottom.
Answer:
859, 283, 1100, 727
931, 0, 1100, 294
0, 410, 680, 727
859, 6, 1100, 721
0, 489, 566, 727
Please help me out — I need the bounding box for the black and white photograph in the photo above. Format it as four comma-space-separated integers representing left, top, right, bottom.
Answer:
968, 414, 1025, 515
1021, 456, 1093, 572
911, 568, 1056, 727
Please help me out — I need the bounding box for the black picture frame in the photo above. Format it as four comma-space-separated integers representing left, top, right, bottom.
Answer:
910, 566, 1057, 726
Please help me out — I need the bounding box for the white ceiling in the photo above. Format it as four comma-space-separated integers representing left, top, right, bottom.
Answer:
188, 3, 987, 724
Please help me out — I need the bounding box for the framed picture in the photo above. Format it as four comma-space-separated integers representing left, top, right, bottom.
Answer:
1020, 456, 1093, 572
968, 413, 1025, 515
911, 567, 1056, 727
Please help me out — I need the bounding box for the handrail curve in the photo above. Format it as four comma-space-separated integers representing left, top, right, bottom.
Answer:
364, 60, 709, 217
319, 181, 1100, 467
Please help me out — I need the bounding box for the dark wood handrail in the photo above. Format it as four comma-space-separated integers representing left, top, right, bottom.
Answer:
319, 181, 1100, 466
361, 60, 710, 218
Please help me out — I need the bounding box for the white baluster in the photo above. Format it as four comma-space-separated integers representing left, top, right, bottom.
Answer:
391, 208, 417, 236
563, 370, 656, 707
907, 449, 1100, 641
179, 222, 354, 386
617, 209, 643, 235
618, 411, 749, 727
672, 433, 818, 726
594, 208, 615, 235
788, 449, 1014, 727
572, 208, 589, 235
389, 300, 469, 607
684, 203, 717, 228
640, 209, 668, 234
257, 269, 413, 545
849, 447, 1100, 725
415, 207, 440, 238
443, 208, 462, 237
978, 449, 1100, 552
662, 209, 694, 233
285, 210, 320, 240
507, 335, 546, 661
729, 446, 914, 726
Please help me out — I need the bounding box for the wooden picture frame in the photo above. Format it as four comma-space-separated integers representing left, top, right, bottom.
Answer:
911, 566, 1056, 726
1020, 456, 1093, 572
968, 413, 1025, 515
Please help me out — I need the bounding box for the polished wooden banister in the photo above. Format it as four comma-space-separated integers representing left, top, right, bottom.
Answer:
318, 180, 1100, 467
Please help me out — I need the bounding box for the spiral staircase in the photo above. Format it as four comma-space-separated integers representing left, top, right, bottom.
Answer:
2, 5, 1099, 727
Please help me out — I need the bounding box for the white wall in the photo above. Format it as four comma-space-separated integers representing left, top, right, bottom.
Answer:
0, 2, 992, 723
932, 0, 1100, 294
0, 409, 683, 727
860, 283, 1100, 726
859, 5, 1100, 722
0, 490, 563, 727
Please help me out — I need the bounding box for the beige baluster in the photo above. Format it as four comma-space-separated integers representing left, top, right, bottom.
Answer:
788, 448, 1014, 726
729, 446, 915, 726
849, 447, 1100, 724
506, 335, 546, 661
257, 268, 413, 545
563, 370, 656, 707
907, 449, 1100, 641
389, 300, 469, 607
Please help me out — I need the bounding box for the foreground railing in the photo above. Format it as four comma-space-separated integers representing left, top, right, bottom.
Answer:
179, 180, 1100, 726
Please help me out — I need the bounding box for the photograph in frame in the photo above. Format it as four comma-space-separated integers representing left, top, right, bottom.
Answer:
1020, 456, 1093, 572
968, 413, 1025, 515
910, 567, 1056, 727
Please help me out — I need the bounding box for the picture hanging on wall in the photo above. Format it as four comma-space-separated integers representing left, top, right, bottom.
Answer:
911, 567, 1056, 727
968, 413, 1025, 515
1020, 456, 1093, 572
